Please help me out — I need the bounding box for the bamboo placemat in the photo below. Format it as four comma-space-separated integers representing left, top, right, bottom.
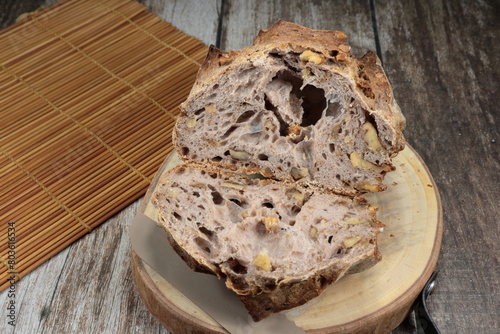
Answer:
0, 0, 208, 291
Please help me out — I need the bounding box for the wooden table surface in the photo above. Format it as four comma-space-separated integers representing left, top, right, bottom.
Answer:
1, 0, 498, 333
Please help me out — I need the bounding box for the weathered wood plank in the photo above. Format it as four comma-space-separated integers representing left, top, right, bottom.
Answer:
138, 0, 221, 46
374, 0, 500, 333
0, 245, 70, 333
0, 0, 55, 28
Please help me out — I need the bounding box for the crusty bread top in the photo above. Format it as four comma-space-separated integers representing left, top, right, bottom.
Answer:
253, 20, 349, 56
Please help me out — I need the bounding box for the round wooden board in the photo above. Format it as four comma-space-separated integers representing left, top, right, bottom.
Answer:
131, 145, 443, 334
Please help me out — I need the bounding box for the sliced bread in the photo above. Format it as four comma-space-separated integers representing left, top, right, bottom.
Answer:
152, 165, 383, 321
174, 21, 406, 195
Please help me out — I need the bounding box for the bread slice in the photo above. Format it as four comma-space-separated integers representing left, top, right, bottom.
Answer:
174, 21, 406, 195
152, 164, 383, 321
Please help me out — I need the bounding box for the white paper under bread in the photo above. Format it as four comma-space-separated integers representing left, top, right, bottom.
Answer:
130, 152, 306, 334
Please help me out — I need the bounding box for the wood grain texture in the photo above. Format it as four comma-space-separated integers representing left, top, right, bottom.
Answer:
0, 0, 498, 333
374, 1, 500, 332
138, 0, 221, 46
0, 0, 57, 28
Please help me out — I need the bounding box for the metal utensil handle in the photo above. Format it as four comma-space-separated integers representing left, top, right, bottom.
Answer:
416, 271, 441, 334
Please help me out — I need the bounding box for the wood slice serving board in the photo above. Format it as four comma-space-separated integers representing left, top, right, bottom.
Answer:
131, 145, 443, 333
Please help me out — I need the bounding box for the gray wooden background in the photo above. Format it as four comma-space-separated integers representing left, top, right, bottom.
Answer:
0, 0, 499, 333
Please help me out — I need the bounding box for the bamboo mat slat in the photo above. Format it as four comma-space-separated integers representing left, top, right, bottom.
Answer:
0, 0, 208, 291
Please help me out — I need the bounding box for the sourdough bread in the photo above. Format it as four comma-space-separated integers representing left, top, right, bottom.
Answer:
152, 21, 406, 321
175, 20, 406, 195
152, 165, 383, 321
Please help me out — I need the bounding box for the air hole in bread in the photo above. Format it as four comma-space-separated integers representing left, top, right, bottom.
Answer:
317, 275, 328, 289
199, 226, 214, 239
173, 212, 182, 220
258, 154, 268, 161
329, 143, 336, 153
289, 220, 296, 226
262, 202, 274, 208
327, 235, 333, 244
300, 84, 327, 127
325, 99, 342, 118
236, 110, 256, 123
265, 96, 288, 136
212, 156, 223, 162
222, 125, 238, 139
265, 281, 277, 291
229, 198, 247, 208
224, 150, 230, 156
364, 110, 379, 133
283, 56, 301, 73
291, 205, 302, 216
180, 147, 189, 156
256, 221, 266, 234
195, 237, 211, 254
193, 191, 200, 197
329, 50, 339, 58
357, 83, 375, 99
227, 258, 248, 274
194, 108, 204, 116
211, 191, 224, 205
269, 52, 283, 59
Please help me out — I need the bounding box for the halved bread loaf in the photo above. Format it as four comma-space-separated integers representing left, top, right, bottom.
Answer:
152, 165, 383, 321
175, 20, 406, 195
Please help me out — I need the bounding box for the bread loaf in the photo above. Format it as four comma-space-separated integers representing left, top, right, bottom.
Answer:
152, 165, 383, 321
175, 20, 406, 195
152, 21, 406, 321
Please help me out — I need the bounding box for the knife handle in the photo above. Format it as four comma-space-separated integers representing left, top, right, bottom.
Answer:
416, 271, 441, 334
